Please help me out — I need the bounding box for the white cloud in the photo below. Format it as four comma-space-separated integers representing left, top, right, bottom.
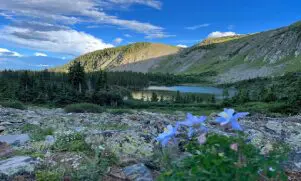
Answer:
176, 44, 188, 48
208, 31, 238, 38
0, 0, 168, 40
114, 38, 123, 44
35, 52, 48, 57
0, 48, 22, 57
186, 24, 210, 30
105, 0, 162, 10
145, 33, 175, 39
124, 34, 132, 38
0, 26, 114, 55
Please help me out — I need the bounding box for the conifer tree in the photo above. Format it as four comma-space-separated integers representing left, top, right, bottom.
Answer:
151, 92, 159, 102
68, 61, 85, 93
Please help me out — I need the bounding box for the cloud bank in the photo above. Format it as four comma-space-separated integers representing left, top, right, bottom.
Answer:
0, 0, 168, 55
208, 31, 238, 38
0, 48, 22, 57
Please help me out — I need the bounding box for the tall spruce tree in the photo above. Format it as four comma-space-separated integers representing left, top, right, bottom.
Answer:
68, 61, 85, 93
151, 92, 159, 102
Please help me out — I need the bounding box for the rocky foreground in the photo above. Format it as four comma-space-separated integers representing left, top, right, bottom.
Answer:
0, 106, 301, 180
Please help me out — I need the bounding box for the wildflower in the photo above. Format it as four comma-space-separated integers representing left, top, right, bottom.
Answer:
269, 167, 276, 172
197, 133, 207, 145
178, 113, 207, 138
98, 145, 105, 150
216, 108, 249, 131
156, 124, 178, 146
230, 143, 238, 152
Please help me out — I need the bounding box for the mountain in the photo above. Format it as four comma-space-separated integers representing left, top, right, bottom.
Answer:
153, 21, 301, 83
53, 42, 181, 72
54, 21, 301, 83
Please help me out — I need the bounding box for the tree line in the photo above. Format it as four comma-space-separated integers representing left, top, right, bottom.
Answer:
0, 62, 208, 106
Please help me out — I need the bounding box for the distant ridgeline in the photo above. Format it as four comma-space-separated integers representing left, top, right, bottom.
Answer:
53, 21, 301, 83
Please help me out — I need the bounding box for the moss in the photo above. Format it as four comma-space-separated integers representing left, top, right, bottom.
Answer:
106, 131, 154, 159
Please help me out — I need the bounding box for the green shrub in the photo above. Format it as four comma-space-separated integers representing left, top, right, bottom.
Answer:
21, 124, 53, 141
53, 133, 90, 152
71, 147, 118, 180
109, 109, 134, 115
35, 170, 62, 181
64, 103, 105, 113
158, 134, 289, 181
0, 100, 26, 110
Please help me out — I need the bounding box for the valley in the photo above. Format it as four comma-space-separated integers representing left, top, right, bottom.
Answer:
0, 17, 301, 181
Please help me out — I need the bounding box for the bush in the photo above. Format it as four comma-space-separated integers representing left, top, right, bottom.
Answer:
109, 109, 134, 115
0, 100, 26, 110
91, 90, 123, 106
35, 170, 62, 181
64, 103, 105, 113
158, 134, 289, 181
71, 147, 118, 180
53, 133, 90, 152
21, 124, 53, 141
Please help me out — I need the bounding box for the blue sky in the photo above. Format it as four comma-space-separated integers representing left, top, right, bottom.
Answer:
0, 0, 300, 69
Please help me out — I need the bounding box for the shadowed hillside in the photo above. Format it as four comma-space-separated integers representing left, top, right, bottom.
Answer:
54, 21, 301, 83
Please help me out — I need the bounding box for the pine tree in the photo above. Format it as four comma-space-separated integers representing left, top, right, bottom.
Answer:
160, 95, 164, 102
151, 92, 159, 102
223, 88, 230, 99
211, 95, 216, 103
175, 91, 181, 103
17, 71, 36, 103
96, 70, 108, 91
68, 61, 85, 93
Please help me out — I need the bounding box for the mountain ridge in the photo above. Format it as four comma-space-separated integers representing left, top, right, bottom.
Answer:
53, 42, 181, 73
53, 21, 301, 83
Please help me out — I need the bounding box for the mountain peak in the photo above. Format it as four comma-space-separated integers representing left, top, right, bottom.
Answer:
53, 42, 180, 72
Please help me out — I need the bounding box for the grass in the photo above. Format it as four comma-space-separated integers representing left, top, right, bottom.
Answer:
0, 100, 26, 110
108, 108, 135, 115
236, 102, 299, 116
64, 103, 105, 113
36, 170, 63, 181
21, 124, 54, 141
53, 133, 90, 152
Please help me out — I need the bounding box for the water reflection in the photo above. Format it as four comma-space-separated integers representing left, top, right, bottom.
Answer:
132, 85, 236, 101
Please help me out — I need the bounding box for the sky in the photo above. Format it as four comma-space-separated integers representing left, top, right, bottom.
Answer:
0, 0, 301, 70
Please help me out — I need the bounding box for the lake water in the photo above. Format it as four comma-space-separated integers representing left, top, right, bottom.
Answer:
132, 85, 236, 101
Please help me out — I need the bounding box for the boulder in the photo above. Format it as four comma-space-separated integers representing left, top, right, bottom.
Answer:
123, 163, 153, 181
0, 134, 30, 146
108, 167, 127, 180
0, 122, 12, 126
0, 142, 13, 157
45, 135, 55, 145
266, 120, 283, 134
0, 126, 5, 132
0, 156, 39, 178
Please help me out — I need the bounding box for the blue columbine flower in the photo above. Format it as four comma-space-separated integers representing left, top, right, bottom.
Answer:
216, 108, 249, 131
178, 113, 207, 138
156, 124, 178, 146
